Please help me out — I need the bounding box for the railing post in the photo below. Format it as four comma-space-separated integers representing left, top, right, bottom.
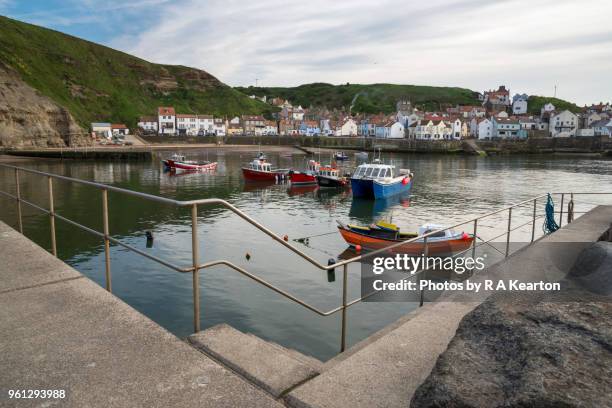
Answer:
340, 263, 348, 352
14, 168, 23, 234
505, 207, 512, 257
471, 219, 477, 260
102, 188, 112, 292
420, 237, 428, 307
191, 203, 201, 333
48, 176, 57, 257
559, 193, 565, 227
531, 198, 537, 242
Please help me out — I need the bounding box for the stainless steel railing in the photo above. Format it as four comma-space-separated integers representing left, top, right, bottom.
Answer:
0, 162, 609, 353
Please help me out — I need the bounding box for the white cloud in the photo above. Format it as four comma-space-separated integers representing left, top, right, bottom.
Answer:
109, 0, 611, 104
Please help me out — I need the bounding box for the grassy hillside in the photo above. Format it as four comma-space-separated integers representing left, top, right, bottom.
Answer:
527, 96, 581, 115
236, 82, 481, 114
0, 15, 275, 128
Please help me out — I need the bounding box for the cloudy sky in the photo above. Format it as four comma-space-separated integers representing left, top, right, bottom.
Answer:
2, 0, 611, 105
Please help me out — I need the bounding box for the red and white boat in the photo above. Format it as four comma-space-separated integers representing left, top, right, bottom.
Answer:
242, 157, 288, 181
163, 154, 217, 171
289, 160, 319, 186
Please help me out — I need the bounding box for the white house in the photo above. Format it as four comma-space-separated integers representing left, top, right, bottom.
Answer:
450, 118, 463, 139
389, 122, 405, 139
415, 120, 452, 140
137, 116, 158, 133
91, 122, 111, 138
335, 118, 358, 136
176, 114, 198, 135
292, 106, 305, 121
477, 118, 493, 139
591, 119, 612, 136
512, 98, 528, 115
197, 115, 215, 135
213, 118, 226, 136
549, 110, 578, 137
541, 103, 556, 117
158, 107, 176, 135
264, 121, 278, 135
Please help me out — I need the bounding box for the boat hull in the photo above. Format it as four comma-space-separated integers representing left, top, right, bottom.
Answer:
350, 178, 374, 198
372, 177, 412, 199
338, 226, 474, 255
290, 172, 317, 185
317, 175, 348, 188
165, 160, 217, 171
242, 167, 282, 181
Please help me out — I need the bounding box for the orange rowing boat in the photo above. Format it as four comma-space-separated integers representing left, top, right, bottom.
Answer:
337, 221, 474, 256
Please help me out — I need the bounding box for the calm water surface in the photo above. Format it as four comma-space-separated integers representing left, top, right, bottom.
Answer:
1, 149, 611, 360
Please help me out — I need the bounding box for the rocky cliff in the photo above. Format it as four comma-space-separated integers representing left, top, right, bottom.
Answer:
0, 64, 90, 148
411, 242, 612, 408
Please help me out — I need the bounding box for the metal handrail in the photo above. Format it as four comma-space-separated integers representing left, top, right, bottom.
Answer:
1, 162, 609, 353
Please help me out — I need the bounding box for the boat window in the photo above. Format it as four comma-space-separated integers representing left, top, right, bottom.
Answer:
371, 168, 380, 178
380, 168, 388, 178
424, 230, 447, 238
365, 167, 374, 177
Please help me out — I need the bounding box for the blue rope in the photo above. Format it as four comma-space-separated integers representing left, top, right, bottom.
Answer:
543, 193, 559, 234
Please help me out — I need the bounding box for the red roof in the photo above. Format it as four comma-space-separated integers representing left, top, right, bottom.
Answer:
158, 106, 175, 115
111, 123, 127, 129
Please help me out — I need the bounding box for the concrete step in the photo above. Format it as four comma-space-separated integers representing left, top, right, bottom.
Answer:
188, 324, 321, 398
244, 332, 324, 372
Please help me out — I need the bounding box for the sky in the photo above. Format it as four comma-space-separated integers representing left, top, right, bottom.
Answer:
2, 0, 611, 105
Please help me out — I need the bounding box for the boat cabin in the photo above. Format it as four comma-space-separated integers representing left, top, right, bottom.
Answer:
307, 160, 320, 172
318, 166, 339, 177
352, 163, 395, 180
418, 224, 457, 240
248, 159, 273, 172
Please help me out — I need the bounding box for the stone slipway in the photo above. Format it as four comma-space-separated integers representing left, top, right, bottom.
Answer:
285, 206, 612, 408
0, 221, 282, 408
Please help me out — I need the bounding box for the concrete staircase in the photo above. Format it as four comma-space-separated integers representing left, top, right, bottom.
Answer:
462, 138, 487, 156
188, 324, 322, 399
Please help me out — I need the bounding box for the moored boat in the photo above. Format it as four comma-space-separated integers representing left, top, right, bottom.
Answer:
316, 165, 349, 188
242, 157, 288, 181
337, 221, 474, 255
334, 151, 349, 161
289, 160, 319, 185
351, 161, 413, 199
162, 154, 218, 171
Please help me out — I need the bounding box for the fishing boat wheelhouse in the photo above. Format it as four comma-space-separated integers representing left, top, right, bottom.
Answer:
350, 161, 413, 199
316, 165, 348, 188
242, 158, 286, 181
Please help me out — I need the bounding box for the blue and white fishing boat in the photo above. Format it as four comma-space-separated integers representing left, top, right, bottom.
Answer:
351, 160, 413, 199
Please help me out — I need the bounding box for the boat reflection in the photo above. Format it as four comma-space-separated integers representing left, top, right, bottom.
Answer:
287, 184, 319, 197
349, 194, 411, 222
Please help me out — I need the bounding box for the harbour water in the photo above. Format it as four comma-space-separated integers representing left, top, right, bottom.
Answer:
0, 148, 611, 360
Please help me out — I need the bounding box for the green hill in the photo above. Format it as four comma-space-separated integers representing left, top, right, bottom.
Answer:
0, 15, 275, 128
235, 83, 481, 114
527, 96, 581, 115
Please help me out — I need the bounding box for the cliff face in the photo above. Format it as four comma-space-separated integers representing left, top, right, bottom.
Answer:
0, 64, 90, 147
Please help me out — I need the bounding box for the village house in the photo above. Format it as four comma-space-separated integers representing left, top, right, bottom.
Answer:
213, 118, 226, 136
483, 85, 511, 112
540, 103, 556, 118
292, 106, 305, 122
242, 115, 266, 135
335, 118, 358, 137
176, 114, 198, 135
415, 119, 452, 140
195, 115, 214, 135
158, 107, 176, 135
591, 118, 612, 136
458, 105, 486, 119
512, 97, 528, 115
263, 120, 278, 135
137, 116, 158, 133
549, 110, 578, 137
298, 120, 320, 136
227, 123, 243, 136
91, 122, 111, 138
492, 117, 521, 138
319, 119, 333, 136
111, 124, 129, 136
477, 118, 494, 139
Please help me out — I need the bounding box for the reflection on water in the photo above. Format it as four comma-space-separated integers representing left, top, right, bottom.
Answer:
0, 148, 611, 361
